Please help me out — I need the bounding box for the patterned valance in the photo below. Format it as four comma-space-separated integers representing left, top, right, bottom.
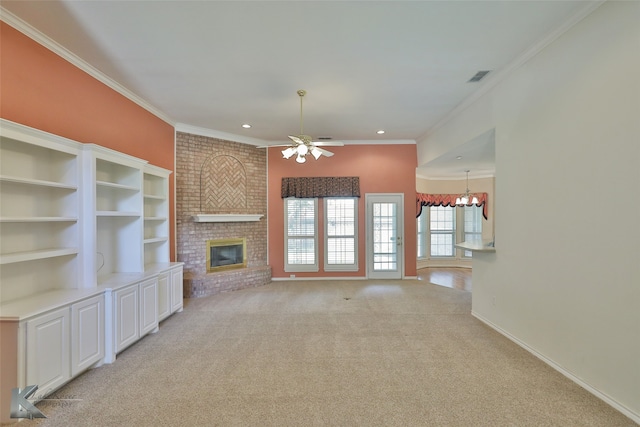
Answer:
416, 192, 488, 220
281, 177, 360, 198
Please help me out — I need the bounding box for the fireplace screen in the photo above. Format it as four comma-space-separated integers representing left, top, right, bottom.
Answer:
206, 238, 247, 272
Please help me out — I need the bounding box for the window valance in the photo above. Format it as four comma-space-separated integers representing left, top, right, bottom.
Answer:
416, 192, 488, 220
281, 177, 360, 198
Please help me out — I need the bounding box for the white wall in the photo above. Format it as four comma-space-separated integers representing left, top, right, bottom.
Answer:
417, 1, 640, 421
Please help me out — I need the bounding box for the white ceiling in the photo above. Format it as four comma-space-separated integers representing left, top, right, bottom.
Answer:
1, 1, 598, 177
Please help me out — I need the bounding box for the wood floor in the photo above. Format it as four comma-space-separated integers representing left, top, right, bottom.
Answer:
417, 267, 472, 292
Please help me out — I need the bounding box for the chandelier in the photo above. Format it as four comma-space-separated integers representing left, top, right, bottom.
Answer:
455, 170, 479, 205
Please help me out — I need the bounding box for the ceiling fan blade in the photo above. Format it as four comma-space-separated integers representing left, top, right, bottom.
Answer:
312, 141, 344, 147
255, 144, 296, 148
288, 135, 305, 145
314, 147, 334, 157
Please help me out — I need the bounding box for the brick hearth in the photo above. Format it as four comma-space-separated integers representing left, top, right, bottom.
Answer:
176, 131, 271, 298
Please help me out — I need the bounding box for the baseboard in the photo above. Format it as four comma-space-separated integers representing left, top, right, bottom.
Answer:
417, 259, 472, 269
272, 276, 418, 281
271, 276, 367, 281
471, 311, 640, 424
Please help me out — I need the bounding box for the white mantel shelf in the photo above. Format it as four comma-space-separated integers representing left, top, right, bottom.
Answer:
192, 214, 264, 223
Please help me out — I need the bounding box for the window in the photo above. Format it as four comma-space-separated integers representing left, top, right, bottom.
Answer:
429, 206, 455, 257
284, 198, 318, 272
416, 205, 483, 259
463, 205, 483, 258
325, 198, 357, 271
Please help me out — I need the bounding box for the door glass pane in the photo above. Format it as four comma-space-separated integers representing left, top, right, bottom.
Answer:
372, 202, 397, 271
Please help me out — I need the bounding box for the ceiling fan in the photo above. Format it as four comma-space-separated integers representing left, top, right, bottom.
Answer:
259, 90, 343, 163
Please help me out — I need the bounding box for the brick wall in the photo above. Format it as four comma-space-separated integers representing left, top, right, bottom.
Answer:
176, 131, 271, 297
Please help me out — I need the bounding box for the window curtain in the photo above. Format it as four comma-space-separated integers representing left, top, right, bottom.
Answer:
281, 177, 360, 198
416, 192, 488, 220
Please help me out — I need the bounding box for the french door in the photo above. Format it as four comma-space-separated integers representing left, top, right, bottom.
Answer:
366, 194, 404, 279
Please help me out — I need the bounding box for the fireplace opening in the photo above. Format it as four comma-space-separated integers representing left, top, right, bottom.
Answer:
206, 238, 247, 273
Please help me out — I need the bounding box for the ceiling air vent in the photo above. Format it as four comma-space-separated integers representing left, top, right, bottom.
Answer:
317, 136, 332, 140
468, 70, 491, 83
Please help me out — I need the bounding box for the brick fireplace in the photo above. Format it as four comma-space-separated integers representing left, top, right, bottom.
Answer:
176, 131, 271, 298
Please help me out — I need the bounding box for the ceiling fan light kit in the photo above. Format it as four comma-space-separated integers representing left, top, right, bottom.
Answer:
256, 89, 343, 163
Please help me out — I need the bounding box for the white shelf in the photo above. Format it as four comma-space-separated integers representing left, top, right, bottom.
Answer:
192, 214, 264, 223
96, 211, 141, 217
0, 175, 77, 190
144, 237, 168, 244
0, 216, 78, 222
0, 248, 79, 265
96, 181, 140, 192
144, 194, 165, 200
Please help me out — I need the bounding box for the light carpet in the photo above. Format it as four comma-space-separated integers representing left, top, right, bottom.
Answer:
23, 280, 636, 426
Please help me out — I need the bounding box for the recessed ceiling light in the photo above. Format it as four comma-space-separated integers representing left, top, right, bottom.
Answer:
241, 124, 251, 129
456, 156, 463, 160
376, 130, 385, 135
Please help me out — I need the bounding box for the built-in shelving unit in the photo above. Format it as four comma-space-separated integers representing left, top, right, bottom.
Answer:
84, 145, 145, 283
0, 121, 81, 303
143, 164, 171, 267
0, 120, 182, 422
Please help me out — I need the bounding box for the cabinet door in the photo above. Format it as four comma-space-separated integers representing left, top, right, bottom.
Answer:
114, 285, 139, 354
71, 295, 104, 376
157, 272, 171, 321
170, 267, 184, 313
26, 307, 71, 394
139, 277, 158, 336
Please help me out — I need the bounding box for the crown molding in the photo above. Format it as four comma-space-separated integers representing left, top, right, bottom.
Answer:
175, 123, 268, 146
0, 7, 174, 126
416, 172, 495, 181
420, 0, 606, 140
341, 139, 416, 145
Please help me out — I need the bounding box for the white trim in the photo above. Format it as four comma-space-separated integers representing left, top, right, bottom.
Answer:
339, 140, 416, 145
271, 276, 420, 281
417, 259, 472, 269
0, 7, 174, 126
271, 276, 367, 281
175, 123, 268, 147
416, 172, 495, 181
472, 312, 640, 425
421, 0, 606, 140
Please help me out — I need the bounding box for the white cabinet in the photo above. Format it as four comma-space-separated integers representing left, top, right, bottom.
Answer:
158, 266, 183, 322
139, 277, 158, 336
114, 285, 139, 354
25, 307, 71, 394
170, 266, 184, 313
71, 295, 104, 376
157, 272, 171, 321
113, 277, 159, 355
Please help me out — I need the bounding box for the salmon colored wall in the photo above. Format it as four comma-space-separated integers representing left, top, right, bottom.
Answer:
0, 23, 176, 260
268, 144, 417, 278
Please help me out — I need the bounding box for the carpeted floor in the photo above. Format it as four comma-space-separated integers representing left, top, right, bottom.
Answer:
23, 280, 636, 426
